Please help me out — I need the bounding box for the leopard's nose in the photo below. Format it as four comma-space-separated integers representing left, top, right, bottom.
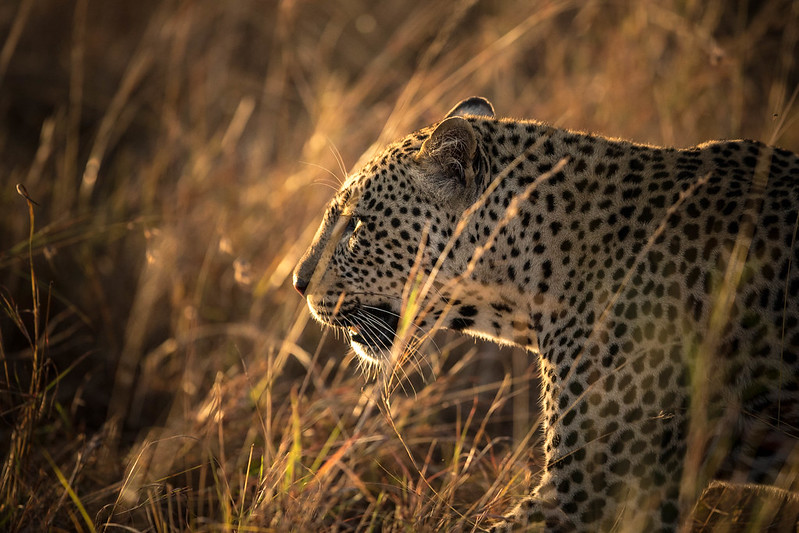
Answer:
293, 248, 317, 297
293, 274, 308, 297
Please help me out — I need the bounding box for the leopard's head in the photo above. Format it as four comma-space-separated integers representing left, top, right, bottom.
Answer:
293, 97, 495, 372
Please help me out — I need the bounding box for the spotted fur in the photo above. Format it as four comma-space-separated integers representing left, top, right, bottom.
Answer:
293, 97, 799, 531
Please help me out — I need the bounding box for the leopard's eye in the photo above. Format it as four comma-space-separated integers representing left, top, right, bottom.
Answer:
344, 216, 358, 234
342, 216, 361, 248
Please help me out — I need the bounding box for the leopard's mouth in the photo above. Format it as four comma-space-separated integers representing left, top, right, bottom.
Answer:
308, 300, 401, 364
345, 305, 400, 354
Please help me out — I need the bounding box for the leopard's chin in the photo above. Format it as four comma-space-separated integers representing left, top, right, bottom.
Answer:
351, 341, 386, 367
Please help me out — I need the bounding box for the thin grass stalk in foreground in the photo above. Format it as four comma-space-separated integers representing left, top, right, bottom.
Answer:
44, 450, 97, 533
0, 185, 44, 516
17, 184, 41, 396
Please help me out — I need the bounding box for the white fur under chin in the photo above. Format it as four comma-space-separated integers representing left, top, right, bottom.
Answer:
353, 341, 409, 380
352, 342, 380, 365
352, 342, 386, 376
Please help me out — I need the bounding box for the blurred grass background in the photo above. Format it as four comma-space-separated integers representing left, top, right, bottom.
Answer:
1, 0, 798, 531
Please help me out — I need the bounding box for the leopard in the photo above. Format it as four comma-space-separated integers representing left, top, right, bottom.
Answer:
293, 96, 799, 531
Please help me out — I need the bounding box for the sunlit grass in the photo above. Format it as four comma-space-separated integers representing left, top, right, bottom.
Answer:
1, 0, 798, 531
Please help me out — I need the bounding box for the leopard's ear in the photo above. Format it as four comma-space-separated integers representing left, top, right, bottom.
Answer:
446, 96, 495, 119
416, 116, 477, 188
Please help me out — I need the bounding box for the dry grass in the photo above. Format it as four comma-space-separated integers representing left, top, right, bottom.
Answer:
1, 0, 798, 531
